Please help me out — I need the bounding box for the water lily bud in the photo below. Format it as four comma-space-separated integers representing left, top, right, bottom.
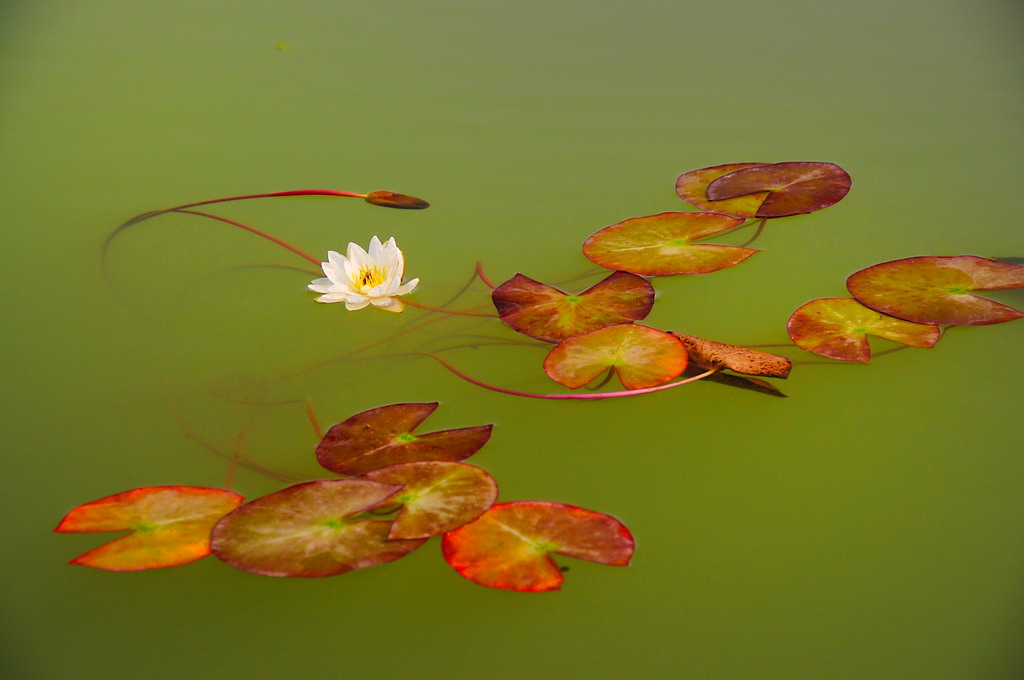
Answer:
364, 190, 430, 209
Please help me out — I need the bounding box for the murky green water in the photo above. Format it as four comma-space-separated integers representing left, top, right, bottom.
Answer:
3, 1, 1023, 678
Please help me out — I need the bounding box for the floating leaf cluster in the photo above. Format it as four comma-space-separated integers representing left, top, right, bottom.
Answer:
70, 162, 1024, 593
57, 403, 633, 592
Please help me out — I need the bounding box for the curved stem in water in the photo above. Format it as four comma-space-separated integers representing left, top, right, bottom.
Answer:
175, 209, 321, 264
738, 218, 767, 248
425, 353, 719, 400
475, 261, 497, 289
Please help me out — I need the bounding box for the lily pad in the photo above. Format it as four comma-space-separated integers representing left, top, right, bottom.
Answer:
543, 323, 688, 390
847, 255, 1024, 326
706, 161, 851, 218
582, 212, 754, 275
675, 162, 768, 218
360, 461, 498, 539
492, 271, 656, 343
669, 332, 792, 378
54, 486, 243, 571
787, 297, 941, 362
210, 479, 425, 577
317, 402, 492, 475
441, 501, 634, 592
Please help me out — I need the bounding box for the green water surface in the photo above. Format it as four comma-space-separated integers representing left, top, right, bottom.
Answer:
2, 1, 1023, 678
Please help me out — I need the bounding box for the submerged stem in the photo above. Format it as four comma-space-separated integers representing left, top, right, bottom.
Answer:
175, 209, 320, 264
737, 218, 767, 248
404, 299, 496, 318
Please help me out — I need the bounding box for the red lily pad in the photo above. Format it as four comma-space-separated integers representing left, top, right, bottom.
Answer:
847, 255, 1024, 326
787, 297, 941, 362
675, 162, 768, 218
582, 212, 754, 275
316, 402, 492, 475
441, 501, 634, 592
54, 486, 243, 571
210, 479, 425, 578
706, 161, 851, 218
543, 323, 688, 390
492, 271, 656, 343
669, 332, 792, 378
360, 462, 498, 539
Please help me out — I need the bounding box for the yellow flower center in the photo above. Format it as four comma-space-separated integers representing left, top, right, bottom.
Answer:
355, 265, 387, 289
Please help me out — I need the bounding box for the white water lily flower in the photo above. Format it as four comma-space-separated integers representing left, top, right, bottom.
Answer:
308, 236, 419, 312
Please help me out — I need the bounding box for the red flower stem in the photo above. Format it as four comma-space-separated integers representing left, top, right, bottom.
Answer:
475, 261, 497, 289
425, 353, 719, 400
172, 189, 367, 212
167, 398, 306, 482
103, 189, 369, 280
175, 209, 321, 264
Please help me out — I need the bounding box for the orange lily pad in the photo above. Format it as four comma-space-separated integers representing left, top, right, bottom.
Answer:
441, 501, 634, 592
675, 162, 768, 218
706, 161, 851, 218
491, 271, 655, 343
543, 323, 688, 390
360, 462, 498, 539
54, 486, 243, 571
787, 297, 941, 362
847, 255, 1024, 326
316, 402, 492, 475
210, 479, 425, 577
582, 212, 754, 275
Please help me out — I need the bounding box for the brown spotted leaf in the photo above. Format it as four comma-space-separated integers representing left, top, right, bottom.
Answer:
669, 332, 792, 378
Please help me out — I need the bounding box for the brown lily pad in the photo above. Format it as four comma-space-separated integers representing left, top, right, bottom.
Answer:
847, 255, 1024, 326
706, 161, 851, 218
787, 297, 941, 362
543, 323, 688, 390
210, 479, 425, 578
360, 462, 498, 539
54, 486, 243, 571
675, 162, 768, 218
582, 212, 754, 275
317, 402, 492, 475
492, 271, 655, 343
441, 501, 634, 592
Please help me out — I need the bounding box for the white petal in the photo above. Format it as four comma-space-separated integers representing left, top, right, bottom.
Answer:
345, 297, 371, 311
315, 292, 348, 303
368, 236, 384, 261
395, 278, 419, 295
382, 238, 403, 275
372, 296, 404, 313
308, 278, 337, 293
